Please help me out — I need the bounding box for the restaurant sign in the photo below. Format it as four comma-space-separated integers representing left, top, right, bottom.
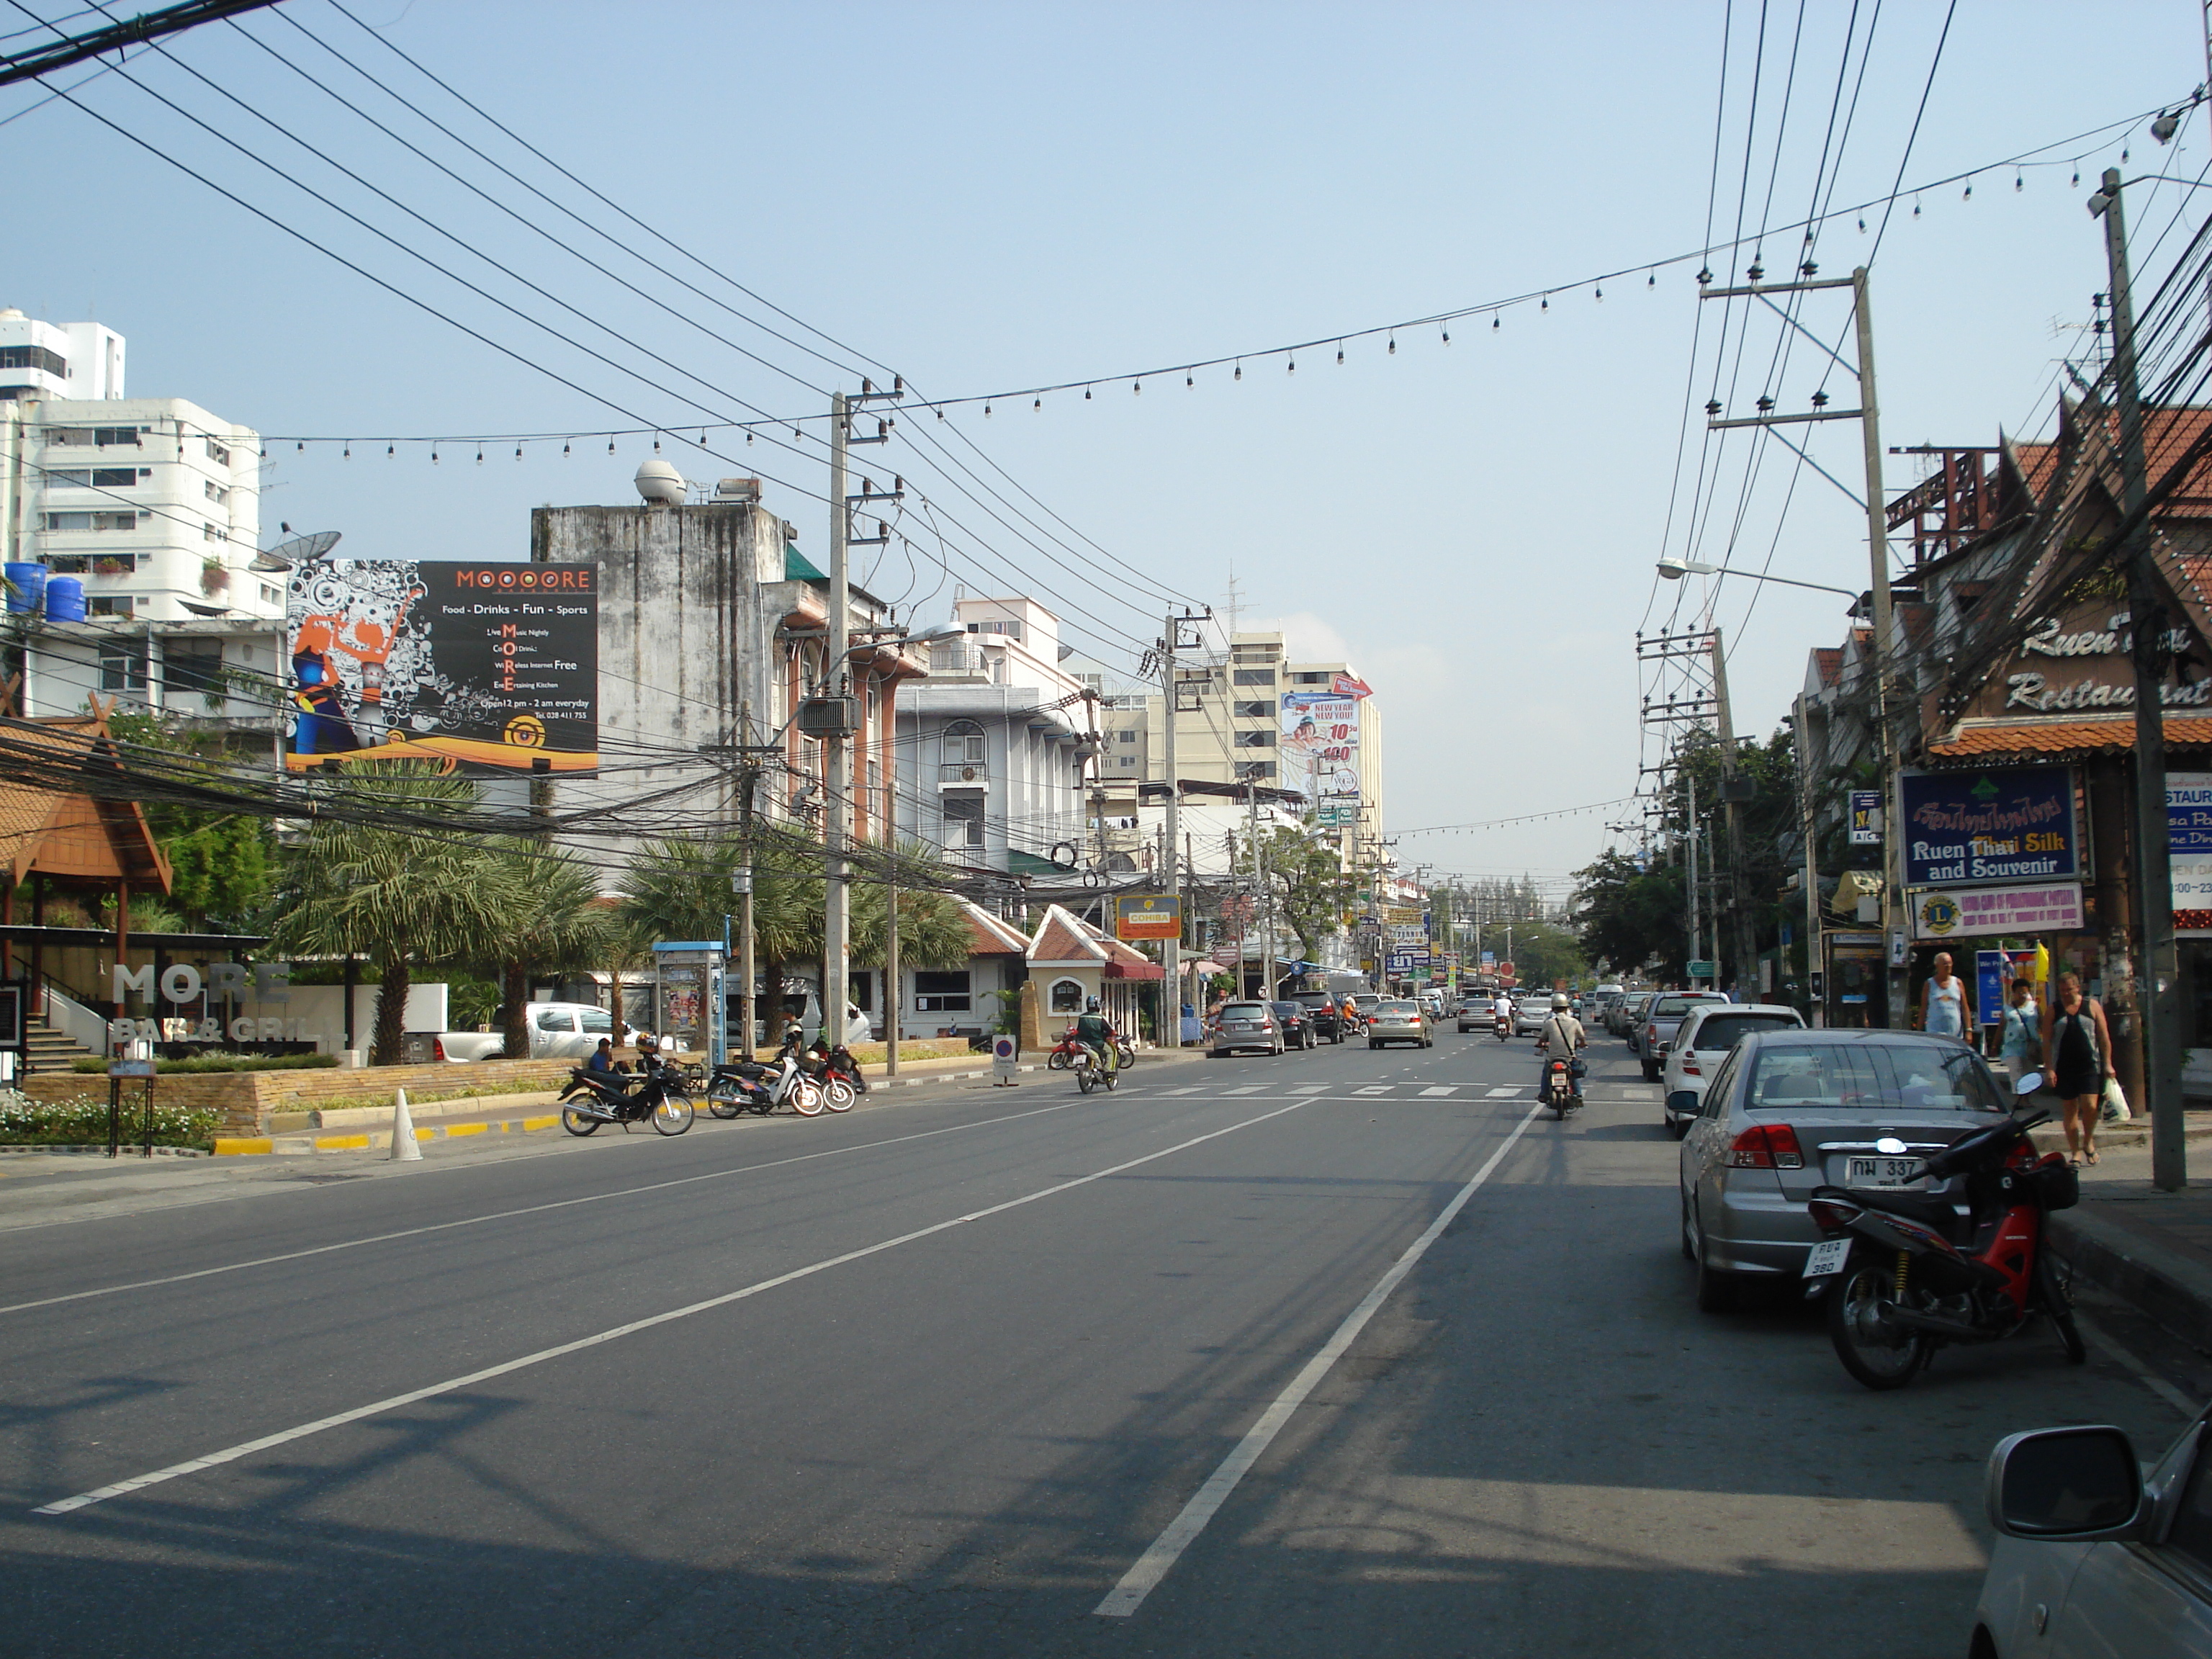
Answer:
1912, 882, 2082, 940
2171, 772, 2212, 934
1899, 765, 2077, 887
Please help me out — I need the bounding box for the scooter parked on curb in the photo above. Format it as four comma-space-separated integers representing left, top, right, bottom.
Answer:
1801, 1096, 2085, 1390
704, 1051, 827, 1118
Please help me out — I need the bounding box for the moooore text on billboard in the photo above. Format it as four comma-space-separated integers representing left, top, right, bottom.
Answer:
284, 560, 599, 773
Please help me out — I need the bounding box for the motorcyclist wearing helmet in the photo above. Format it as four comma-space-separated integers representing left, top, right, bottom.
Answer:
1534, 992, 1586, 1091
1074, 997, 1118, 1074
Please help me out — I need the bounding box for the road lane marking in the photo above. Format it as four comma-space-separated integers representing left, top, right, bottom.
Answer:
1419, 1086, 1458, 1097
1291, 1084, 1328, 1094
1161, 1087, 1205, 1096
1485, 1087, 1522, 1098
1094, 1101, 1547, 1618
30, 1099, 1321, 1518
1222, 1086, 1266, 1096
1354, 1087, 1393, 1097
0, 1097, 1122, 1319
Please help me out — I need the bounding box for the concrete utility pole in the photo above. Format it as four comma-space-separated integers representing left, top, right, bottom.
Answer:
1685, 766, 1701, 982
2095, 168, 2186, 1189
1159, 615, 1182, 1041
824, 391, 851, 1047
1710, 630, 1758, 994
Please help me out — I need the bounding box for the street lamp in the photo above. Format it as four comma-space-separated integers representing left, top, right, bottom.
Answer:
1655, 556, 1861, 601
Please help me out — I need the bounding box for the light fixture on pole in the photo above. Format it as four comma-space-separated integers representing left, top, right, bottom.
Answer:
1655, 556, 1859, 601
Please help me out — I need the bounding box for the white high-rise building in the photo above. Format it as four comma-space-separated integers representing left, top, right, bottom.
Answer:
0, 309, 272, 624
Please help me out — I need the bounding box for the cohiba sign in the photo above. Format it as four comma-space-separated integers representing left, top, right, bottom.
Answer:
1899, 765, 2078, 888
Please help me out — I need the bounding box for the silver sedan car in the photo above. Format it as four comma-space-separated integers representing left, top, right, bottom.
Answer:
1365, 999, 1433, 1048
1678, 1028, 2011, 1313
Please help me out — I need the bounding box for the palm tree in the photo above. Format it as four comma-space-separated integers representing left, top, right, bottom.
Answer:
475, 840, 613, 1057
268, 763, 517, 1064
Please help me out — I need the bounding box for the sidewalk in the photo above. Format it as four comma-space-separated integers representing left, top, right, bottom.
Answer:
2047, 1114, 2212, 1355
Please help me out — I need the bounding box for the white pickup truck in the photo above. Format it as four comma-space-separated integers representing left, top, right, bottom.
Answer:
435, 1002, 618, 1063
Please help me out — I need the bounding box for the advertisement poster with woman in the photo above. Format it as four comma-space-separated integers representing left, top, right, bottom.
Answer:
1281, 673, 1367, 799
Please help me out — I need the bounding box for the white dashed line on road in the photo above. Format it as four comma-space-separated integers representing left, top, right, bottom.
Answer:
1161, 1087, 1205, 1096
1223, 1086, 1267, 1096
1292, 1084, 1329, 1094
1354, 1086, 1393, 1097
1485, 1087, 1522, 1098
1419, 1086, 1458, 1097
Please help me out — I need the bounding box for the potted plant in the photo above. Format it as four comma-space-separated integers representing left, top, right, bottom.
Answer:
200, 559, 230, 595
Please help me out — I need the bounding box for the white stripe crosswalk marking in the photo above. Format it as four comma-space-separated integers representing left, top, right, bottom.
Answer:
1223, 1085, 1266, 1096
1292, 1084, 1329, 1094
1419, 1085, 1458, 1097
1354, 1086, 1393, 1096
1485, 1087, 1524, 1098
1162, 1087, 1205, 1096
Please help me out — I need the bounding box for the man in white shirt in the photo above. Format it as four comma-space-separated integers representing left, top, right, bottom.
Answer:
1536, 993, 1587, 1097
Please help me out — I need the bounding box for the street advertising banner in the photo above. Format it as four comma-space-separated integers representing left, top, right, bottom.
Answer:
284, 559, 598, 773
1114, 894, 1182, 941
1912, 882, 2083, 940
2171, 773, 2212, 935
1281, 690, 1360, 799
1899, 765, 2077, 888
1974, 948, 2010, 1027
1848, 790, 1882, 846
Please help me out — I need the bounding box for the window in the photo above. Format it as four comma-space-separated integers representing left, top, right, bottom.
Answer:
165, 639, 224, 701
88, 597, 135, 619
941, 719, 986, 769
534, 1009, 572, 1032
1232, 668, 1276, 686
577, 1008, 613, 1035
912, 970, 972, 1013
94, 427, 143, 447
1745, 1043, 2004, 1113
203, 480, 229, 504
1292, 671, 1331, 685
966, 619, 1023, 639
45, 556, 89, 573
1232, 701, 1271, 719
44, 511, 141, 531
204, 438, 230, 467
1233, 729, 1275, 748
0, 345, 66, 377
1232, 646, 1279, 662
259, 584, 280, 605
942, 789, 985, 848
1049, 978, 1085, 1014
90, 554, 137, 575
202, 521, 226, 541
100, 639, 148, 692
1233, 760, 1277, 780
2164, 1444, 2212, 1573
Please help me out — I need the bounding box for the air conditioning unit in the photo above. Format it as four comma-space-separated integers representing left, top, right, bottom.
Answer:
796, 696, 860, 737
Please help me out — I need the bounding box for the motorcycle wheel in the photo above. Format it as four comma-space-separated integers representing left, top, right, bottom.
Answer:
1103, 1066, 1119, 1092
1827, 1259, 1930, 1390
707, 1091, 743, 1120
1118, 1042, 1137, 1067
2038, 1253, 2087, 1364
652, 1097, 696, 1136
1077, 1066, 1096, 1094
822, 1078, 856, 1112
560, 1105, 601, 1138
789, 1080, 825, 1118
1047, 1050, 1070, 1071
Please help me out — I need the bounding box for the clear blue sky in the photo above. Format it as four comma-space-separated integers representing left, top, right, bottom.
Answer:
5, 1, 2203, 894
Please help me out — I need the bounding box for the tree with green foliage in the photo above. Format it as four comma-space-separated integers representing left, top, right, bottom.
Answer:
104, 711, 274, 928
267, 763, 518, 1064
474, 841, 613, 1058
1572, 850, 1689, 982
1252, 824, 1349, 961
1503, 920, 1588, 990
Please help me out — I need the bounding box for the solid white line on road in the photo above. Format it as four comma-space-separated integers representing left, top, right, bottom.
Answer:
1485, 1087, 1523, 1098
0, 1096, 1115, 1319
1419, 1086, 1458, 1098
30, 1099, 1321, 1518
1094, 1101, 1547, 1619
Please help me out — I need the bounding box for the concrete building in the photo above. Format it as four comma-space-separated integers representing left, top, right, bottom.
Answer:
894, 596, 1097, 878
0, 310, 269, 624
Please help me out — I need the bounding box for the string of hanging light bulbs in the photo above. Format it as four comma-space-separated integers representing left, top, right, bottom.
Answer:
248, 96, 2178, 461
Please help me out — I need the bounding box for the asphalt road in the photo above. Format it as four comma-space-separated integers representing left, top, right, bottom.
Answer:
0, 1027, 2194, 1657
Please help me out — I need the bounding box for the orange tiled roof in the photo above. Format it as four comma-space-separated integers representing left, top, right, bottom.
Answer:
958, 900, 1029, 956
1929, 714, 2212, 758
1029, 903, 1110, 965
0, 716, 171, 888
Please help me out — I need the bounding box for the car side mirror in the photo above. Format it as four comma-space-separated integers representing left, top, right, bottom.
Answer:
1666, 1091, 1698, 1117
1987, 1426, 2146, 1542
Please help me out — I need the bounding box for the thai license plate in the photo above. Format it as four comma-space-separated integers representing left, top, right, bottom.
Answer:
1802, 1237, 1850, 1278
1846, 1156, 1920, 1189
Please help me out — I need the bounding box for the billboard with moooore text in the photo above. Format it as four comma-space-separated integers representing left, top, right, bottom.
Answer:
283, 560, 598, 773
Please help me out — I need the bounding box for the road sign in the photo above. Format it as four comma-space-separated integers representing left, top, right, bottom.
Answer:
992, 1034, 1019, 1084
1688, 960, 1717, 980
1848, 791, 1881, 846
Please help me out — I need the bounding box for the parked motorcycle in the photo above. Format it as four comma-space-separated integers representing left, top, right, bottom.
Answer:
1802, 1107, 2085, 1390
559, 1057, 696, 1136
820, 1043, 868, 1105
706, 1051, 827, 1118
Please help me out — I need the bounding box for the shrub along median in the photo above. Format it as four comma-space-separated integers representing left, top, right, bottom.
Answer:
0, 1092, 220, 1149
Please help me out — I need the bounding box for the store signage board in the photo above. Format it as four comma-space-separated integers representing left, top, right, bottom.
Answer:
1114, 894, 1181, 941
2172, 773, 2212, 935
1912, 883, 2083, 940
1687, 960, 1716, 980
1899, 766, 2077, 888
1974, 949, 2010, 1027
1848, 791, 1882, 846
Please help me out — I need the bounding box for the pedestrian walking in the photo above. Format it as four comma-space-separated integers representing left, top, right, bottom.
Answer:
1998, 978, 2040, 1091
1922, 951, 1966, 1039
2041, 972, 2113, 1166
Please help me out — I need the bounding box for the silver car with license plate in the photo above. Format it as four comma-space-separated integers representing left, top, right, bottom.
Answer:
1208, 1001, 1284, 1057
1678, 1029, 2011, 1314
1367, 999, 1433, 1048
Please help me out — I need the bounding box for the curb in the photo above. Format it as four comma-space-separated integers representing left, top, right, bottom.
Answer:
215, 1112, 564, 1157
0, 1143, 210, 1159
2049, 1207, 2212, 1352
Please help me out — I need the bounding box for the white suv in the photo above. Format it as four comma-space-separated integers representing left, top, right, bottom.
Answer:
1659, 1002, 1804, 1137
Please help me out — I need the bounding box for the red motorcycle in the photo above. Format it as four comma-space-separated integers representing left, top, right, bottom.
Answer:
1802, 1109, 2084, 1390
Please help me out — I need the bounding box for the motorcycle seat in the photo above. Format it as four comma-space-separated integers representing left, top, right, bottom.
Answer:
1838, 1188, 1969, 1242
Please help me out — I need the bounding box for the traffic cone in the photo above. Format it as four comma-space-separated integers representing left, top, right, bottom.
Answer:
390, 1087, 422, 1161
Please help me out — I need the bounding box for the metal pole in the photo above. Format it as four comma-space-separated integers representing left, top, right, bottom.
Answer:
1710, 629, 1758, 995
1850, 268, 1905, 1028
1685, 766, 1701, 982
1160, 616, 1182, 1044
1797, 693, 1822, 1025
824, 392, 851, 1050
885, 786, 900, 1078
2099, 171, 2185, 1189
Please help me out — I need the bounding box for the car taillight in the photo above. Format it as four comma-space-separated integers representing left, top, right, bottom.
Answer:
1727, 1124, 1804, 1170
434, 1036, 448, 1062
1680, 1054, 1700, 1074
1645, 1025, 1658, 1043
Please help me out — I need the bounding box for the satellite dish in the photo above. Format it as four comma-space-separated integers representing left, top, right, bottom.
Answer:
252, 529, 341, 572
635, 459, 685, 506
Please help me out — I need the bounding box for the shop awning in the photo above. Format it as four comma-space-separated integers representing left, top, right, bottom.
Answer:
1928, 714, 2212, 760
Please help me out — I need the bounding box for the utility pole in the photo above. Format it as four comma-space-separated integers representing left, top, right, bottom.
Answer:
1710, 629, 1758, 996
1158, 611, 1208, 1045
1703, 264, 1900, 1024
2095, 169, 2185, 1189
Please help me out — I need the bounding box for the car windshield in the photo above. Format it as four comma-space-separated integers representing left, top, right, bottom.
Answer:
1377, 1001, 1419, 1015
1220, 1003, 1267, 1020
1271, 1003, 1302, 1017
1745, 1042, 2005, 1112
1686, 1014, 1799, 1051
1653, 995, 1720, 1017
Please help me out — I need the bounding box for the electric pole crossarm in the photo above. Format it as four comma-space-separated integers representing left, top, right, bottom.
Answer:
1699, 276, 1857, 297
1708, 409, 1866, 429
